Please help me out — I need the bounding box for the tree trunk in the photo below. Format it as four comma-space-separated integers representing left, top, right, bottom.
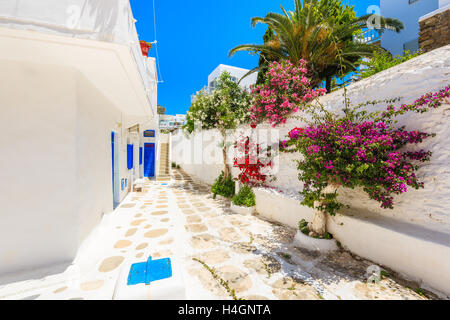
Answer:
325, 75, 332, 93
222, 145, 231, 180
309, 184, 338, 237
221, 131, 230, 180
310, 209, 327, 237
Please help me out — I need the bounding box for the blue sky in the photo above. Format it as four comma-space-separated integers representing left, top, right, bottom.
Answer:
130, 0, 379, 115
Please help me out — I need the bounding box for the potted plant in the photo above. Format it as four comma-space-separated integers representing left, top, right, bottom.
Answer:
293, 219, 338, 252
139, 40, 152, 57
211, 171, 235, 200
230, 185, 256, 215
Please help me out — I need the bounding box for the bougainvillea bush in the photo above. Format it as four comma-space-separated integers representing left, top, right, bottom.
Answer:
233, 136, 273, 186
281, 85, 450, 219
250, 59, 326, 127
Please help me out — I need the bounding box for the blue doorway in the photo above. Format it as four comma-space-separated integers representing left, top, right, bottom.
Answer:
144, 143, 155, 178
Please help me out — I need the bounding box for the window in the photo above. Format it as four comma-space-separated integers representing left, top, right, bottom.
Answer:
143, 130, 155, 137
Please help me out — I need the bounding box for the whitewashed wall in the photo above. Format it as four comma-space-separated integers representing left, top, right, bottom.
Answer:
0, 61, 79, 282
0, 59, 151, 284
173, 45, 450, 239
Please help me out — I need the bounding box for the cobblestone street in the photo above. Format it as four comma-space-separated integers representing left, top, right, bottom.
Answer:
0, 170, 429, 300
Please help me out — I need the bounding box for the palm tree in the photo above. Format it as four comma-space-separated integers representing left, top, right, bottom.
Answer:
229, 0, 403, 92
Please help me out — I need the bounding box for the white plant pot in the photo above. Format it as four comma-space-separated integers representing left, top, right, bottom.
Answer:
293, 230, 338, 253
230, 203, 256, 216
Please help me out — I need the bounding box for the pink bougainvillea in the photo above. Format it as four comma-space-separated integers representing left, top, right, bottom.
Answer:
250, 60, 326, 127
281, 85, 450, 215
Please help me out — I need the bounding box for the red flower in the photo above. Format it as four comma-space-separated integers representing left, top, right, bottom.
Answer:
288, 127, 304, 139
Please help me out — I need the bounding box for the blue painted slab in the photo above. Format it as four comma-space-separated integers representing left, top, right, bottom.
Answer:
147, 258, 172, 283
127, 261, 148, 286
127, 257, 172, 286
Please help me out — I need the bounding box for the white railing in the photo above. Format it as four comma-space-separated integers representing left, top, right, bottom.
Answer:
353, 29, 381, 44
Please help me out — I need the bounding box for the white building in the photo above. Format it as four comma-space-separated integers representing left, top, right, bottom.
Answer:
191, 64, 257, 103
0, 0, 160, 283
159, 114, 187, 130
381, 0, 450, 56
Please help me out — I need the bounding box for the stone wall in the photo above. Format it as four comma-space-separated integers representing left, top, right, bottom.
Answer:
419, 8, 450, 53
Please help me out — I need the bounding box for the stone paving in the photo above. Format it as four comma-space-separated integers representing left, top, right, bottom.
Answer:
0, 169, 430, 300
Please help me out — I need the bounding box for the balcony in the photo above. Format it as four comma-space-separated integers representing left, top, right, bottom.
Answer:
353, 29, 381, 44
0, 0, 157, 117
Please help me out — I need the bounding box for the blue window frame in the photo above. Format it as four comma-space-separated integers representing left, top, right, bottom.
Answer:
127, 144, 134, 170
144, 130, 155, 138
139, 147, 143, 165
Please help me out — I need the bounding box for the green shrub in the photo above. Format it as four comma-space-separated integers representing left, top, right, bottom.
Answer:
211, 172, 235, 199
298, 219, 333, 240
360, 50, 422, 79
171, 162, 177, 168
232, 185, 256, 207
298, 219, 310, 235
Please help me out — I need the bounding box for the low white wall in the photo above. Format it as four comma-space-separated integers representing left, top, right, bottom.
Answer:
172, 45, 450, 296
254, 188, 314, 229
254, 188, 450, 298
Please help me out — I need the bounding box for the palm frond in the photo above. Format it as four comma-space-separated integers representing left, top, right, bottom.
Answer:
237, 67, 259, 84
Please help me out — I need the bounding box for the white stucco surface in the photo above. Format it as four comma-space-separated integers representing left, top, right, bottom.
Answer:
0, 61, 79, 280
0, 25, 158, 282
0, 56, 158, 283
172, 45, 450, 296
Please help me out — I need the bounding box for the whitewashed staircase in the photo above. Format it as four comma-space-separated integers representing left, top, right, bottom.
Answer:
156, 141, 170, 181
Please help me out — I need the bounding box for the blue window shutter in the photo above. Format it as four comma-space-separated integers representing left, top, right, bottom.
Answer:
127, 144, 134, 170
131, 144, 134, 168
139, 147, 143, 165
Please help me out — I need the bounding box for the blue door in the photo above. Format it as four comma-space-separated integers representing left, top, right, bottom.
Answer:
111, 132, 115, 194
111, 132, 120, 208
144, 143, 155, 178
